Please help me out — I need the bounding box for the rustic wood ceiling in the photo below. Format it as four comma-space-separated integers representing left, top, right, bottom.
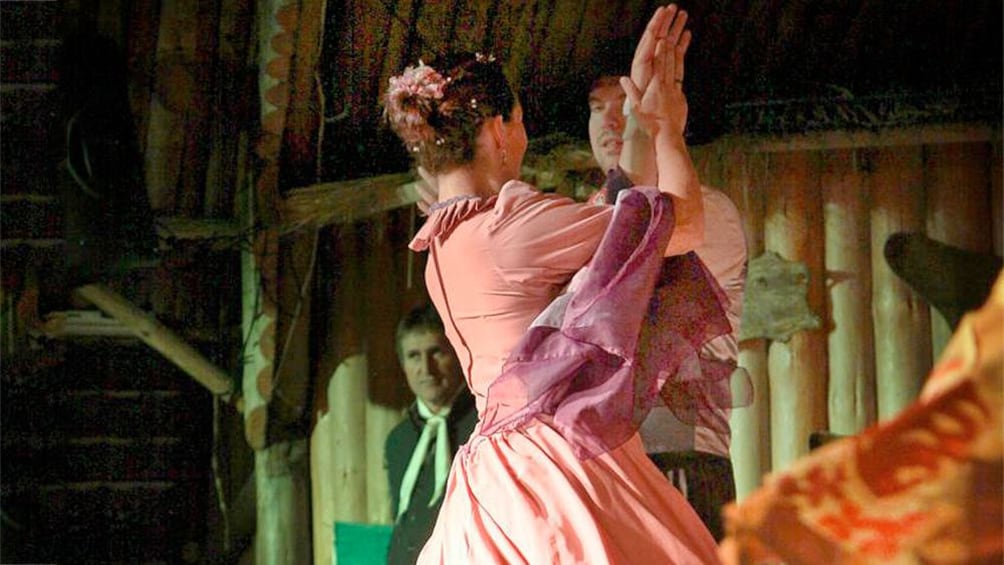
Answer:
318, 0, 1002, 180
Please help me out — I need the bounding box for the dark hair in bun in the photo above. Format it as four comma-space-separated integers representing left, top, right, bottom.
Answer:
384, 52, 516, 174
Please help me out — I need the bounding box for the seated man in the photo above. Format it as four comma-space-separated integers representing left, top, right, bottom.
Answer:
585, 39, 748, 541
384, 303, 476, 565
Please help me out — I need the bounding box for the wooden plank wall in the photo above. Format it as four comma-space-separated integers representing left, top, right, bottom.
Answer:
692, 125, 1000, 497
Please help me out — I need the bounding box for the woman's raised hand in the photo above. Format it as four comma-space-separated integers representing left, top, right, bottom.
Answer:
621, 5, 691, 138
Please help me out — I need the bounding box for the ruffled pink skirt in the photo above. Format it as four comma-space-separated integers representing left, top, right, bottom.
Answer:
417, 418, 720, 564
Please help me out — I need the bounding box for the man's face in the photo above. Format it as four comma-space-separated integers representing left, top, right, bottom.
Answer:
398, 329, 464, 412
587, 79, 627, 173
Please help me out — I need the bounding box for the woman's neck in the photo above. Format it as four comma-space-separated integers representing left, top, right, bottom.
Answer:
435, 162, 510, 202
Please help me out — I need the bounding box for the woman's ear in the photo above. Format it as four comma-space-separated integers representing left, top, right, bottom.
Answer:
486, 115, 506, 149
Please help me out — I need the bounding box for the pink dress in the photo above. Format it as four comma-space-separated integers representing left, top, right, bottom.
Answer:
410, 181, 726, 564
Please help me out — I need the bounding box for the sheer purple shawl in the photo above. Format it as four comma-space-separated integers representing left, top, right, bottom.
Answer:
478, 187, 740, 460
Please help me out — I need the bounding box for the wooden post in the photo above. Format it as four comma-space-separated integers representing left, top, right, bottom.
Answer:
329, 355, 369, 520
764, 150, 828, 471
240, 227, 278, 451
314, 354, 371, 564
378, 0, 416, 103
925, 142, 994, 358
366, 401, 403, 525
310, 409, 335, 565
822, 149, 876, 434
247, 0, 318, 561
869, 146, 932, 420
255, 439, 312, 565
728, 149, 772, 498
124, 1, 160, 153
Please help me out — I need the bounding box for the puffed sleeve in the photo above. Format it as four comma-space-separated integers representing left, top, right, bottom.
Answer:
488, 181, 613, 286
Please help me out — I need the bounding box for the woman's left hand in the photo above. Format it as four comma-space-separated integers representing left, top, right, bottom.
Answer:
621, 7, 691, 138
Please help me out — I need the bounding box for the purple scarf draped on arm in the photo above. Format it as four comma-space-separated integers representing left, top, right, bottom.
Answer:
479, 187, 742, 460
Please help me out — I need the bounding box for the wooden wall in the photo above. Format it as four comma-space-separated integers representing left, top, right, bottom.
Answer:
692, 124, 1000, 497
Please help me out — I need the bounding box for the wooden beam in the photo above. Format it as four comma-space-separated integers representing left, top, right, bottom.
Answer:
282, 172, 417, 231
736, 123, 999, 154
281, 142, 597, 230
74, 283, 235, 400
279, 124, 999, 231
1, 218, 241, 251
157, 217, 242, 242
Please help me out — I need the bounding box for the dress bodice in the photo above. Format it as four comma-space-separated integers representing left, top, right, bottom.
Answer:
410, 181, 612, 415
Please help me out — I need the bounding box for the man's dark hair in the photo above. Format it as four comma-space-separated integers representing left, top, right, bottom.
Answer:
395, 303, 445, 358
585, 37, 636, 96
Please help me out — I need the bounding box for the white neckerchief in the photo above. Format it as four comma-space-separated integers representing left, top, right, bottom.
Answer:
396, 398, 452, 519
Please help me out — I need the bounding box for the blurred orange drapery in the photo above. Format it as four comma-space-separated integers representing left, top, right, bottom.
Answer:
720, 272, 1004, 564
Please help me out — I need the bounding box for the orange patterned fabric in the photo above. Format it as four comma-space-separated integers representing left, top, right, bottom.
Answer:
720, 273, 1004, 565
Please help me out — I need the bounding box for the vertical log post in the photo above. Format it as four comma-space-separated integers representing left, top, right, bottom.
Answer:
764, 151, 828, 471
822, 150, 876, 435
366, 402, 402, 525
254, 440, 311, 565
728, 149, 772, 498
248, 0, 317, 560
329, 354, 370, 516
315, 355, 370, 565
869, 146, 932, 420
310, 408, 335, 565
241, 226, 312, 563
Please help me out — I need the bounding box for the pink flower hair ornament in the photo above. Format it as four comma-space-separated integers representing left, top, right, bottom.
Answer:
387, 60, 448, 103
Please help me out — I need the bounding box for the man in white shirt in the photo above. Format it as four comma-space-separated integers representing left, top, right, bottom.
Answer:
585, 57, 748, 540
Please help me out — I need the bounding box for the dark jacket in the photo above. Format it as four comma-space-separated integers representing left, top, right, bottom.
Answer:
384, 390, 478, 565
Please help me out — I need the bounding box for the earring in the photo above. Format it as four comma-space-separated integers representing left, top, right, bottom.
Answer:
501, 148, 509, 165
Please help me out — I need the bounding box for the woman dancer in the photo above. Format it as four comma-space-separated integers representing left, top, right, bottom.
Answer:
384, 6, 725, 563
